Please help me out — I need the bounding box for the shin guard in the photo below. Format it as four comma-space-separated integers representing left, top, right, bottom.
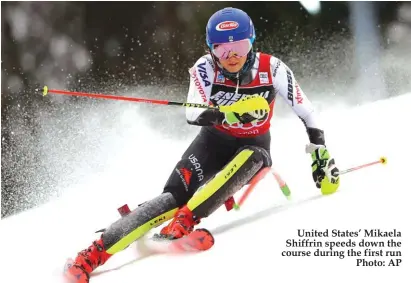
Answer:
187, 146, 270, 218
101, 192, 178, 254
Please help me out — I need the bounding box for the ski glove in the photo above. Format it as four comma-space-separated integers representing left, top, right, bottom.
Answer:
225, 109, 268, 125
306, 143, 340, 195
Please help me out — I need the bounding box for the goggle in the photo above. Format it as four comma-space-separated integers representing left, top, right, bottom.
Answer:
211, 39, 252, 60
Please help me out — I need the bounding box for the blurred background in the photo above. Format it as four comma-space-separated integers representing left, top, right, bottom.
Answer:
2, 1, 411, 218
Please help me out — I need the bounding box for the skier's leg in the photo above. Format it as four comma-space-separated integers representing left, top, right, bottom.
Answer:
104, 128, 231, 246
102, 128, 233, 248
189, 145, 272, 218
157, 128, 237, 238
162, 145, 271, 239
162, 127, 236, 207
64, 128, 233, 282
64, 193, 180, 283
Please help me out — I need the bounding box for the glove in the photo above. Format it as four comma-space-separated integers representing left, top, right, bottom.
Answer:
225, 109, 268, 125
306, 143, 340, 195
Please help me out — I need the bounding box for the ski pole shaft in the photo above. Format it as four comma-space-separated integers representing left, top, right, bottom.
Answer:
340, 156, 387, 175
41, 86, 270, 115
41, 86, 219, 111
233, 156, 387, 210
234, 167, 290, 210
235, 167, 271, 209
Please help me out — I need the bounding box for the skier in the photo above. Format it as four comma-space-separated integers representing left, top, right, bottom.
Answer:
64, 7, 340, 283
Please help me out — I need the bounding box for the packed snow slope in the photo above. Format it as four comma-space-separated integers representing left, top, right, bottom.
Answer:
1, 93, 410, 283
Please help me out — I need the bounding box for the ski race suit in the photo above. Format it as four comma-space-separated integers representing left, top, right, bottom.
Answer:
98, 52, 326, 255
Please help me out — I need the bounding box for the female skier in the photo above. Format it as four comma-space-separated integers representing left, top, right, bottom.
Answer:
64, 7, 340, 283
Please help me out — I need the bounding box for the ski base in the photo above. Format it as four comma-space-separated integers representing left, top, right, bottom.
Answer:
137, 228, 214, 255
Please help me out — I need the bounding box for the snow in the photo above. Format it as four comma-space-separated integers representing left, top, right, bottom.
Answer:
1, 93, 410, 283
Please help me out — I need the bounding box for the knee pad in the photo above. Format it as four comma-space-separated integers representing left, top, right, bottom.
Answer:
235, 145, 272, 168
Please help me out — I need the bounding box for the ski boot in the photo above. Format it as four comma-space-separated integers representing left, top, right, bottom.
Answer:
64, 238, 111, 283
157, 205, 200, 239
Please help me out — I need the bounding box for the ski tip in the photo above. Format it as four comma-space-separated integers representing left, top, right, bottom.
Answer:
190, 228, 215, 251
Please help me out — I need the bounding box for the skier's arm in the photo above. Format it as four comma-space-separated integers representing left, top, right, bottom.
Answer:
186, 56, 225, 126
272, 58, 325, 145
187, 109, 224, 126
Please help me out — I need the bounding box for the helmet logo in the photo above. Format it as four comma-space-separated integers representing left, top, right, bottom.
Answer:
216, 21, 239, 31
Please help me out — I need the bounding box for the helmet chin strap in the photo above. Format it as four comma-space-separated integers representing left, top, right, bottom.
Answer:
210, 50, 256, 83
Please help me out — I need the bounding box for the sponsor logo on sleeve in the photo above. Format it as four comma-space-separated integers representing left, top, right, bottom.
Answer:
205, 56, 215, 69
272, 60, 281, 78
286, 69, 294, 106
197, 61, 211, 87
295, 82, 303, 104
190, 67, 208, 103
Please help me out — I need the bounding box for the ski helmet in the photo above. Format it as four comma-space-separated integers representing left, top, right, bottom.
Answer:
206, 7, 256, 80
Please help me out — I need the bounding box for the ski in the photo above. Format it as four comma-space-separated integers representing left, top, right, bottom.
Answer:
116, 204, 214, 254
136, 228, 215, 255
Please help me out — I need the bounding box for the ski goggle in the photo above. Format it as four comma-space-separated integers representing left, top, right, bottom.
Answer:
211, 39, 252, 60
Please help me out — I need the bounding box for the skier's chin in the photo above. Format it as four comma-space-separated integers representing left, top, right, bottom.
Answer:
220, 56, 247, 74
224, 64, 243, 73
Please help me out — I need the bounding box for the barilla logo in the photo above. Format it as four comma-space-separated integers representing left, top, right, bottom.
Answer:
216, 21, 239, 31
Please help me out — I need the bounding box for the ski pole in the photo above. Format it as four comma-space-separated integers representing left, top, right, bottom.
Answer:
233, 156, 387, 210
233, 167, 291, 210
40, 86, 269, 115
339, 156, 387, 175
41, 86, 218, 110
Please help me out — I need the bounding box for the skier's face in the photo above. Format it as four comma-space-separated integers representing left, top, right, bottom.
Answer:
219, 54, 247, 73
211, 39, 252, 73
